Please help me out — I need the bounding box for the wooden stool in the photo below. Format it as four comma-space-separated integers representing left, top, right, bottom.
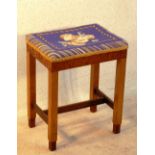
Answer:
26, 24, 128, 151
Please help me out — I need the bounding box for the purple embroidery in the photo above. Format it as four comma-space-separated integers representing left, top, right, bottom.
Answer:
27, 24, 128, 59
33, 24, 125, 51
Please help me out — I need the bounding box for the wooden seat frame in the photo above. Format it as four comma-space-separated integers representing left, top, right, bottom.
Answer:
26, 41, 127, 151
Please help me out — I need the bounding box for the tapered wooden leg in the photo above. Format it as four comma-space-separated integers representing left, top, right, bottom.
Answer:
48, 70, 58, 151
27, 48, 36, 128
113, 58, 126, 134
90, 63, 100, 112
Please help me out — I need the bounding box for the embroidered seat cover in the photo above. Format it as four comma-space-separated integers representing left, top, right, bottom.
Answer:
26, 24, 128, 59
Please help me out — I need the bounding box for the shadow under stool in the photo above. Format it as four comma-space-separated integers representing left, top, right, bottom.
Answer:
26, 24, 128, 151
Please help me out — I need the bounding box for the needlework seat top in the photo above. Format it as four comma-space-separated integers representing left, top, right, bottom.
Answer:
26, 24, 128, 60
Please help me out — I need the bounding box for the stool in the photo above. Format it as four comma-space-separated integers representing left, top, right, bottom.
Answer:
26, 24, 128, 151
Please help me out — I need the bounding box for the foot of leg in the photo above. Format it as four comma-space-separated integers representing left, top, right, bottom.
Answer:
28, 119, 35, 128
49, 141, 56, 151
90, 106, 97, 112
113, 124, 121, 134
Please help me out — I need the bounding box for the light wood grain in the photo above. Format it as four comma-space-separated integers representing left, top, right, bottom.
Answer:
26, 40, 128, 150
113, 58, 127, 128
48, 70, 58, 149
26, 46, 36, 127
90, 63, 100, 112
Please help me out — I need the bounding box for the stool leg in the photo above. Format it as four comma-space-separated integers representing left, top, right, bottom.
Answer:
48, 70, 58, 151
90, 63, 100, 112
113, 58, 126, 134
26, 48, 36, 128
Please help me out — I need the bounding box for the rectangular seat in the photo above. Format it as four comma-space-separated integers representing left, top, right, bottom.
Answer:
26, 24, 128, 71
